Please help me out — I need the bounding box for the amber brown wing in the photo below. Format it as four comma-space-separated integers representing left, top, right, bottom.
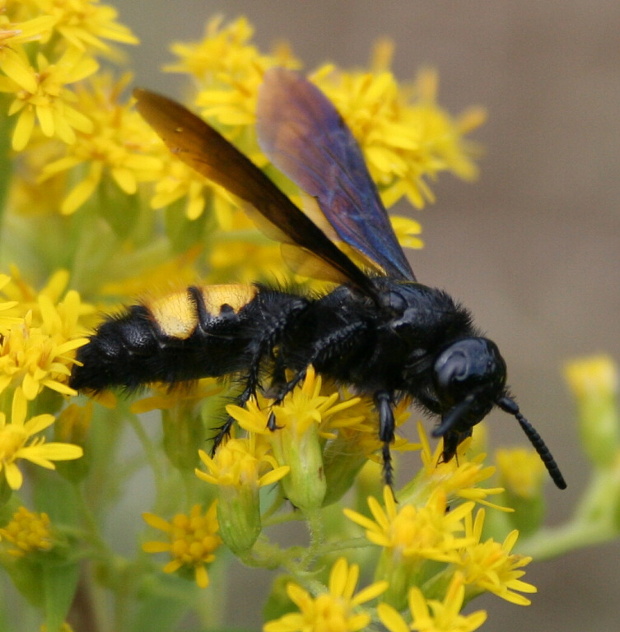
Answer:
134, 88, 376, 295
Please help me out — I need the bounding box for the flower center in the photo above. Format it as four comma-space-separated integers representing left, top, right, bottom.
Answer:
0, 425, 27, 463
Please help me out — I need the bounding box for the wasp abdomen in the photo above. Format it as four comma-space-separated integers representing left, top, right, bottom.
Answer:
70, 284, 305, 392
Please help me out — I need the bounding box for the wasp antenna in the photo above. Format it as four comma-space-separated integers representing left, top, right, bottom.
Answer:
497, 396, 567, 490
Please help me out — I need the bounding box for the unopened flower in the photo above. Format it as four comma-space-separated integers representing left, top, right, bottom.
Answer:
0, 506, 54, 557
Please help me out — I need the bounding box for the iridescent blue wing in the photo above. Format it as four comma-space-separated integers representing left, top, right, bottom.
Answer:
257, 68, 416, 281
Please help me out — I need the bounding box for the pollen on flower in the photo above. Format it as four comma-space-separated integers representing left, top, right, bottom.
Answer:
142, 503, 222, 589
263, 557, 387, 632
0, 506, 54, 558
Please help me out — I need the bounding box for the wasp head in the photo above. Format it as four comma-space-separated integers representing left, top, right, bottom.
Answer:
431, 337, 507, 459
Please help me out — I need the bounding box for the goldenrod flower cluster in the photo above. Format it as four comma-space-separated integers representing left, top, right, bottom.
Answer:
0, 3, 611, 631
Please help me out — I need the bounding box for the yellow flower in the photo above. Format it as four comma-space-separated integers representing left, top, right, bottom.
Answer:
0, 274, 20, 331
0, 506, 54, 558
495, 448, 546, 499
167, 16, 299, 129
196, 437, 289, 554
378, 572, 487, 632
40, 72, 162, 214
3, 46, 97, 150
142, 502, 222, 589
35, 0, 139, 53
154, 17, 299, 220
404, 422, 509, 512
564, 354, 617, 400
456, 509, 536, 606
344, 486, 474, 566
0, 390, 83, 490
329, 396, 418, 459
564, 355, 619, 466
263, 557, 388, 632
149, 151, 237, 221
0, 287, 89, 399
196, 436, 289, 489
312, 62, 484, 210
228, 367, 366, 510
390, 215, 424, 250
0, 14, 55, 88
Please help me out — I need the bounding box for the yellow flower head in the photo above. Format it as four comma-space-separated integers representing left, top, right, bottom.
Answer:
0, 505, 54, 558
35, 0, 139, 53
407, 422, 508, 512
495, 447, 546, 499
564, 354, 618, 400
263, 557, 388, 632
0, 12, 55, 91
4, 47, 97, 151
0, 389, 83, 490
457, 509, 536, 606
40, 72, 162, 215
196, 436, 289, 489
311, 61, 484, 210
167, 16, 299, 129
564, 355, 619, 466
0, 298, 88, 400
142, 502, 222, 589
378, 572, 487, 632
344, 486, 475, 566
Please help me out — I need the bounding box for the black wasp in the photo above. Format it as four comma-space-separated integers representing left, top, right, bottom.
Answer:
70, 68, 566, 490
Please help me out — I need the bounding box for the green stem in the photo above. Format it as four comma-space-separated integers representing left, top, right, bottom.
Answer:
521, 520, 615, 559
520, 466, 619, 559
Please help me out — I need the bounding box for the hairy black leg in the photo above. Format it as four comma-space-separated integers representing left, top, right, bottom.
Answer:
206, 291, 308, 453
209, 376, 260, 454
375, 390, 396, 487
266, 320, 368, 430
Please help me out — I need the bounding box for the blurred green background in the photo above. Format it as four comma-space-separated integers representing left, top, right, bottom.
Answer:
112, 1, 620, 629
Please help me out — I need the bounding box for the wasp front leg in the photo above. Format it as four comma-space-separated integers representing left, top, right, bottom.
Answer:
374, 390, 397, 487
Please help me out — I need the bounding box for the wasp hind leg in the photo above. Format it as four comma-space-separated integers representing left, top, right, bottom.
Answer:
208, 300, 305, 454
209, 362, 264, 455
